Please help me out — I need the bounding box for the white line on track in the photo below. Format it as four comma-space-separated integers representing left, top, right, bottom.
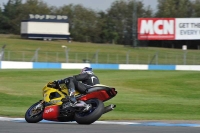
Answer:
1, 117, 200, 127
0, 117, 139, 125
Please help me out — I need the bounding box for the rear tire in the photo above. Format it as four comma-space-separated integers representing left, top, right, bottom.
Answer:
25, 101, 43, 123
75, 99, 104, 124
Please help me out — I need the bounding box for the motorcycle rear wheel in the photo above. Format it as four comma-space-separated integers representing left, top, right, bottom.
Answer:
75, 99, 104, 124
25, 101, 44, 123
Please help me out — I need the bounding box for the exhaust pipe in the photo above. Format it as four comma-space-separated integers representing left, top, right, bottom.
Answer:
103, 104, 116, 114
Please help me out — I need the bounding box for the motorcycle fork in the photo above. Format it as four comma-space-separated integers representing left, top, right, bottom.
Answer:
35, 100, 45, 110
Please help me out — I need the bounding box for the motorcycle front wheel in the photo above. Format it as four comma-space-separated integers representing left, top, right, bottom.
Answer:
75, 99, 104, 124
25, 101, 44, 123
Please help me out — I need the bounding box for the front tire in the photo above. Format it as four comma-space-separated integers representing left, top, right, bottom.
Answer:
75, 99, 104, 124
25, 101, 44, 123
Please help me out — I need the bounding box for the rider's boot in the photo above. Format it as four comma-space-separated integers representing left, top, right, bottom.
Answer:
63, 78, 88, 109
61, 88, 77, 109
62, 88, 91, 111
68, 88, 90, 108
69, 88, 77, 104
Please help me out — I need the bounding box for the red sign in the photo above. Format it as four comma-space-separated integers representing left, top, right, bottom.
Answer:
138, 18, 175, 40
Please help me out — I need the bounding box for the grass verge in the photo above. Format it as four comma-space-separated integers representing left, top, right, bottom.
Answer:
0, 69, 200, 120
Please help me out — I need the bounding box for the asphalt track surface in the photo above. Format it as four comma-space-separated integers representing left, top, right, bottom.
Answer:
0, 118, 200, 133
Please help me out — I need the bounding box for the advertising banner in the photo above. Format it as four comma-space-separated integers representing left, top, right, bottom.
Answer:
138, 18, 175, 40
138, 18, 200, 40
176, 18, 200, 40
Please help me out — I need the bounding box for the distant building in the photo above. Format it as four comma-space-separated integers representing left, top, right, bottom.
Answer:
20, 14, 70, 40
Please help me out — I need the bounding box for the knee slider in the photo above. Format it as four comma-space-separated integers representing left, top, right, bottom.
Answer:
65, 77, 74, 85
64, 78, 70, 85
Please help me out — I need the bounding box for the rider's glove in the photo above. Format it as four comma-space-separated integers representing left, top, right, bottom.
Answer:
52, 80, 61, 89
49, 79, 68, 89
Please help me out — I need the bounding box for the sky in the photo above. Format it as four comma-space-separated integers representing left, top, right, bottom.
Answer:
0, 0, 158, 11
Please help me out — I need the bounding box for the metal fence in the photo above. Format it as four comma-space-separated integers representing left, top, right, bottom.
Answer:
2, 50, 200, 65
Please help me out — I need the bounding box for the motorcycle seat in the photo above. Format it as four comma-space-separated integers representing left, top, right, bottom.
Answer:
86, 84, 111, 93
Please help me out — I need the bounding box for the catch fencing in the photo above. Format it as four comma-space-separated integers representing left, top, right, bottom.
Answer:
2, 50, 200, 65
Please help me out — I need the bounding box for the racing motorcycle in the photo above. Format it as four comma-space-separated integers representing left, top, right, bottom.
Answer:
25, 82, 117, 124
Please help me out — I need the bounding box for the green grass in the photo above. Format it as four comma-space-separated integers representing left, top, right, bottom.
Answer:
0, 69, 200, 120
1, 37, 200, 64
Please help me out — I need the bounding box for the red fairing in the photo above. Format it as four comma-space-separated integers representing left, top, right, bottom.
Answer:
79, 90, 110, 101
43, 105, 59, 121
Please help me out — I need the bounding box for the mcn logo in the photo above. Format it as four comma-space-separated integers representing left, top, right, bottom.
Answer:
138, 18, 175, 40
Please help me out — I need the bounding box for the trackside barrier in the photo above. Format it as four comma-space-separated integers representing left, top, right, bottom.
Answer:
119, 64, 148, 70
62, 63, 90, 69
176, 65, 200, 71
90, 64, 119, 70
1, 61, 32, 69
0, 61, 200, 71
33, 62, 61, 69
148, 65, 176, 70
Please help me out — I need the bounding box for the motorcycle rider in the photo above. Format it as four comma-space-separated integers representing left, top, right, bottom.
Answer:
51, 67, 100, 106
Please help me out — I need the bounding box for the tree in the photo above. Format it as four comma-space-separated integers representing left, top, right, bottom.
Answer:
156, 0, 193, 17
23, 0, 51, 15
98, 11, 119, 44
0, 6, 3, 32
1, 0, 53, 34
152, 0, 200, 49
0, 0, 153, 45
56, 4, 103, 42
192, 0, 200, 17
107, 0, 153, 45
1, 0, 24, 33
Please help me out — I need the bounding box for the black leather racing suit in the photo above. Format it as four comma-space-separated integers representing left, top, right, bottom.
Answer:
66, 73, 100, 93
